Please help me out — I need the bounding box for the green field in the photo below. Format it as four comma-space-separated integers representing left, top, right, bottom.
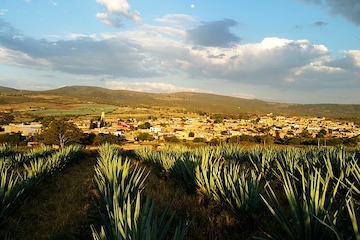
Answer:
23, 104, 118, 117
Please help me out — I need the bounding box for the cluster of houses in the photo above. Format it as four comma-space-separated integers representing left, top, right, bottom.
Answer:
74, 113, 360, 142
134, 114, 360, 141
2, 112, 360, 143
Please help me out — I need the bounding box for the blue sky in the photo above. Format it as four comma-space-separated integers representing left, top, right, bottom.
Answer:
0, 0, 359, 104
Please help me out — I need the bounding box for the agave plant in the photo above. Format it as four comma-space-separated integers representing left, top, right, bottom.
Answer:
195, 151, 223, 203
0, 163, 24, 225
258, 163, 341, 240
93, 144, 186, 240
170, 155, 198, 193
218, 143, 247, 163
0, 144, 13, 158
346, 195, 360, 240
213, 165, 263, 218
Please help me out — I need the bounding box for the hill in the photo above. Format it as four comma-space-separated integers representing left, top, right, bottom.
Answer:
0, 86, 19, 92
1, 85, 360, 119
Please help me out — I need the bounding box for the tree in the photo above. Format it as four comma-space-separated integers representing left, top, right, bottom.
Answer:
188, 132, 195, 137
0, 132, 26, 145
34, 116, 55, 127
0, 113, 14, 125
138, 122, 151, 129
209, 138, 220, 146
298, 129, 312, 139
316, 129, 327, 138
81, 133, 96, 145
136, 132, 154, 141
93, 133, 119, 146
41, 120, 83, 148
164, 136, 180, 143
193, 137, 206, 143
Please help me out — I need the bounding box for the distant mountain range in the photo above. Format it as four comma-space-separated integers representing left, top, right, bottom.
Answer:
1, 85, 360, 120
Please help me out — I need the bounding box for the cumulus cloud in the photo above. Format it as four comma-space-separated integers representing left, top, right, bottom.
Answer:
96, 0, 141, 25
105, 81, 199, 93
96, 13, 122, 28
0, 18, 359, 97
0, 21, 160, 77
178, 37, 331, 86
328, 50, 360, 70
187, 19, 241, 48
298, 0, 360, 25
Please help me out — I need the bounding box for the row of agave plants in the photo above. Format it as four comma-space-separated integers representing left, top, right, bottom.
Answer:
135, 144, 360, 240
92, 144, 187, 240
0, 144, 82, 225
1, 145, 55, 169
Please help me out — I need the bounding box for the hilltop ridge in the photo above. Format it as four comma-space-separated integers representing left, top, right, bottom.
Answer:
1, 85, 360, 119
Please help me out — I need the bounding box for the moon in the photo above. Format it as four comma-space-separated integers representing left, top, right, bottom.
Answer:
190, 4, 195, 8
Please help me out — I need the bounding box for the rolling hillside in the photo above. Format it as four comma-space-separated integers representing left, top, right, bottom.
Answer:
1, 85, 360, 119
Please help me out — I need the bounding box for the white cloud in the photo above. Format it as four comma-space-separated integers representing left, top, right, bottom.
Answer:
95, 13, 122, 28
1, 17, 359, 102
0, 46, 50, 68
346, 50, 360, 68
49, 0, 57, 7
0, 9, 8, 16
105, 81, 199, 93
154, 14, 197, 27
96, 0, 141, 23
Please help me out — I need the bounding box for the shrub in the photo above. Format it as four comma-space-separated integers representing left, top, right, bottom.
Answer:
193, 137, 206, 143
164, 136, 180, 143
137, 132, 154, 141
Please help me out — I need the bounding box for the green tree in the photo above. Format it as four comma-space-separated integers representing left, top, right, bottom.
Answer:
287, 137, 302, 145
0, 113, 14, 125
41, 120, 83, 148
193, 137, 206, 143
81, 133, 96, 145
138, 122, 151, 129
0, 132, 26, 145
209, 138, 220, 146
164, 136, 180, 143
93, 133, 119, 146
188, 132, 195, 137
34, 116, 55, 127
298, 129, 312, 138
316, 129, 327, 138
136, 132, 154, 141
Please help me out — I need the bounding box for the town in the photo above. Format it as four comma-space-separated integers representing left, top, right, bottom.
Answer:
2, 108, 360, 147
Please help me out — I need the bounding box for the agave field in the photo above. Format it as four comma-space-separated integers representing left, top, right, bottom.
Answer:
0, 143, 359, 239
134, 144, 360, 240
0, 144, 82, 227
